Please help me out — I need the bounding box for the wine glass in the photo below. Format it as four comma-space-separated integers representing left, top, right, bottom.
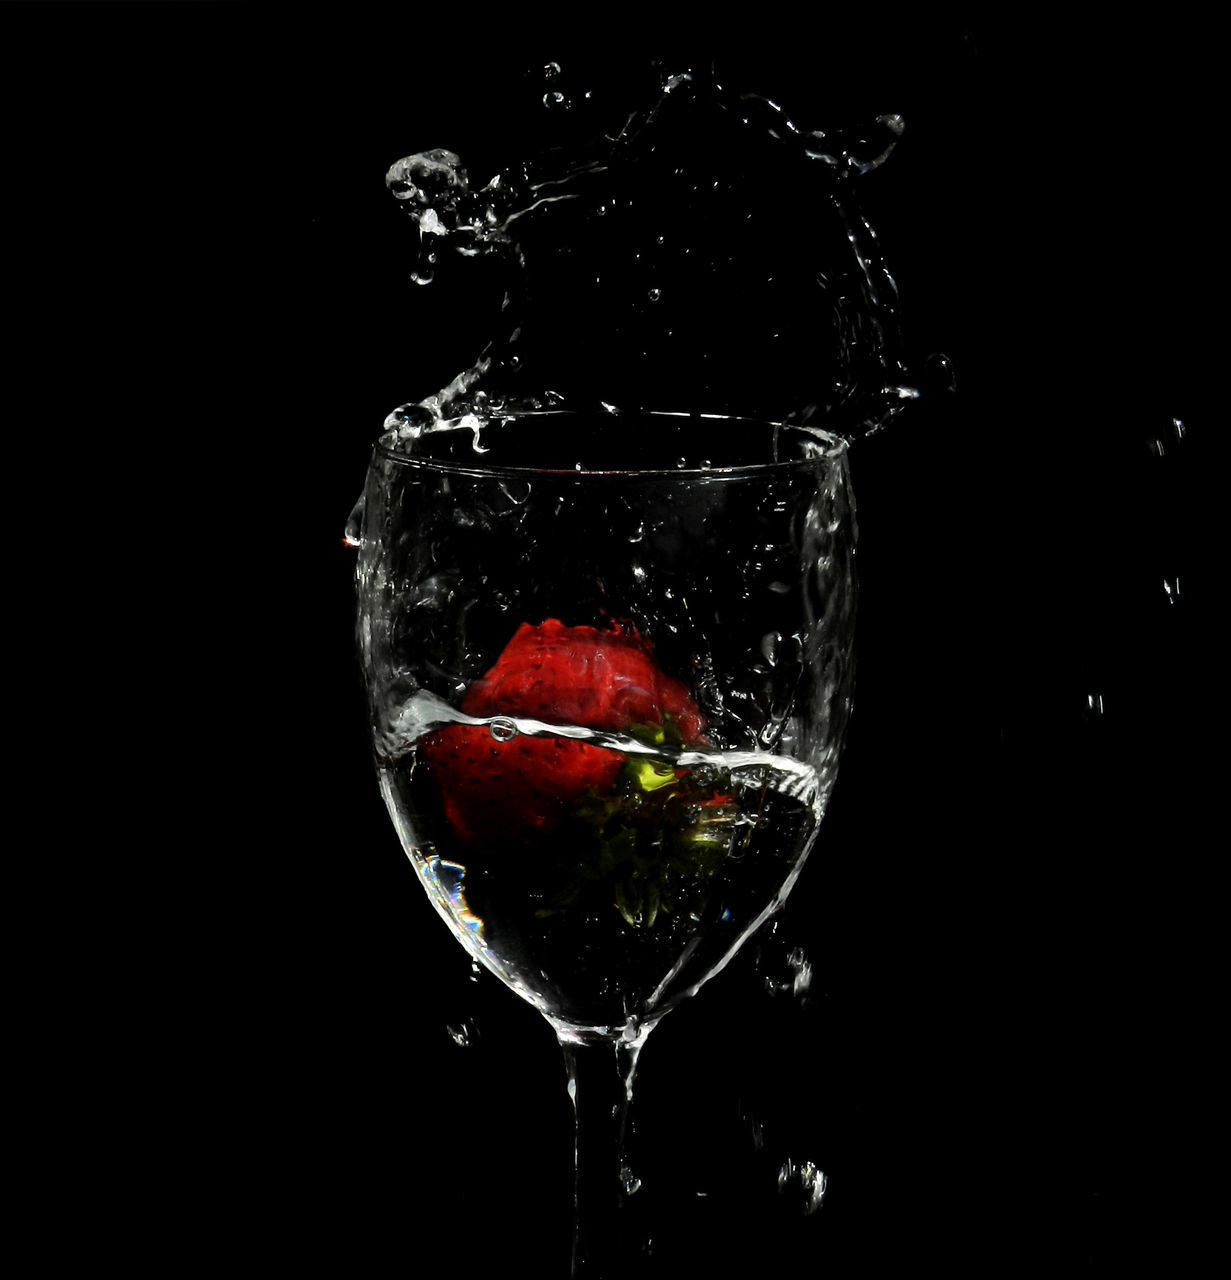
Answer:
354, 409, 856, 1276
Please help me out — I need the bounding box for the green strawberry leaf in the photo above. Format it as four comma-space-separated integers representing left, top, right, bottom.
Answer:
536, 731, 740, 928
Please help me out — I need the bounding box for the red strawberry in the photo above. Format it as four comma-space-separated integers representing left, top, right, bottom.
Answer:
462, 618, 705, 738
419, 619, 705, 848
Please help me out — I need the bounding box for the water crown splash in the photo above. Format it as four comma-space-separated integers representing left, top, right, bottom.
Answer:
372, 60, 919, 458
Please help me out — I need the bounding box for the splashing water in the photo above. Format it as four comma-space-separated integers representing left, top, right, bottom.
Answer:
778, 1157, 828, 1215
369, 60, 920, 471
380, 689, 825, 811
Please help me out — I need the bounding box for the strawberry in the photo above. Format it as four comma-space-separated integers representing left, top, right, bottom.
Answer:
419, 619, 706, 848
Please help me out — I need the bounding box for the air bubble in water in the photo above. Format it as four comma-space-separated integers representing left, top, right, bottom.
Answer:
489, 716, 519, 742
497, 478, 531, 506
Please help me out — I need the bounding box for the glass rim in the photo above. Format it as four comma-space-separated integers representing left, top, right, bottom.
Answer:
371, 410, 850, 480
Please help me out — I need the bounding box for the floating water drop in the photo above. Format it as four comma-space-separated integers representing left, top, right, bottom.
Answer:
757, 927, 815, 1000
343, 496, 364, 548
923, 350, 957, 393
747, 1113, 766, 1151
446, 1018, 479, 1048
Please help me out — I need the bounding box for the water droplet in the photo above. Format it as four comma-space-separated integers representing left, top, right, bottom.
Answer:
647, 287, 662, 303
924, 350, 957, 393
342, 496, 365, 547
489, 716, 519, 742
384, 401, 438, 436
743, 1110, 766, 1151
446, 1018, 479, 1048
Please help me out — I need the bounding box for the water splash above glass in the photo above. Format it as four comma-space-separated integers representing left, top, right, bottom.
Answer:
374, 60, 921, 461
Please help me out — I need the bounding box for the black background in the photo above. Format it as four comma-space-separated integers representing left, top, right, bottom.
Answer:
13, 7, 1214, 1275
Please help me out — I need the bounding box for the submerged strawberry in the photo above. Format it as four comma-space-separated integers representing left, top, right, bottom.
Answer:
463, 618, 705, 741
419, 619, 706, 847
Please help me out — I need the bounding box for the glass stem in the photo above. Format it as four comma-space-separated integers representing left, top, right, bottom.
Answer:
558, 1031, 647, 1279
